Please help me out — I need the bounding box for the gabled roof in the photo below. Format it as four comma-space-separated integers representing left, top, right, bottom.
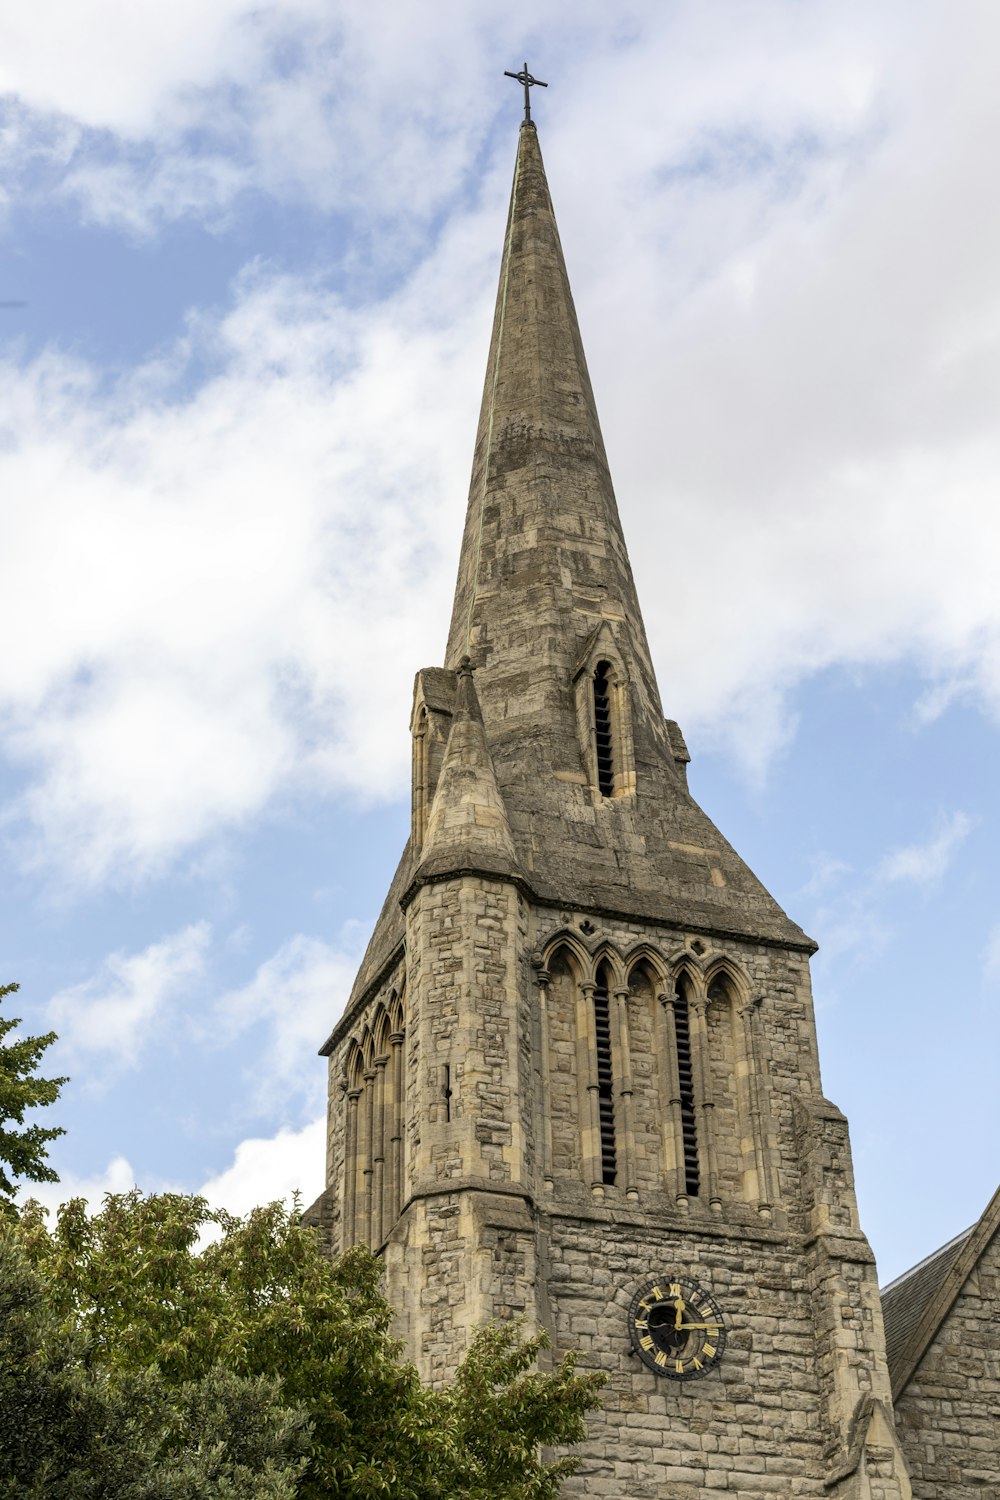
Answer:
880, 1182, 1000, 1398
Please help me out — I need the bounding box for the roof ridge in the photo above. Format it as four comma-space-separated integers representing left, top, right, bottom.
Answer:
884, 1182, 1000, 1400
880, 1222, 973, 1295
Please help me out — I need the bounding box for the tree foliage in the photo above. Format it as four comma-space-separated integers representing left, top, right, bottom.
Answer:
0, 1236, 309, 1499
0, 981, 67, 1212
9, 1192, 603, 1498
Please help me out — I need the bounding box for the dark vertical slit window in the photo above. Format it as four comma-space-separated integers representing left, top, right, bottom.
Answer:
594, 973, 616, 1184
673, 985, 700, 1196
593, 662, 614, 797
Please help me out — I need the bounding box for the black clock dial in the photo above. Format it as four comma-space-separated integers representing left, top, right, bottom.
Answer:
627, 1276, 726, 1380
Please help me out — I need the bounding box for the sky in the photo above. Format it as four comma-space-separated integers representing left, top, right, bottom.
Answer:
1, 0, 998, 1287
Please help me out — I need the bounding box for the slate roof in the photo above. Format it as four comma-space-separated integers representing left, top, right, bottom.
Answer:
880, 1183, 1000, 1398
880, 1227, 972, 1376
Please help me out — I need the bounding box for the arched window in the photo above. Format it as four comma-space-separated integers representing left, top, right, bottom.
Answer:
594, 962, 617, 1184
673, 974, 700, 1198
593, 661, 615, 798
573, 634, 636, 800
342, 987, 406, 1251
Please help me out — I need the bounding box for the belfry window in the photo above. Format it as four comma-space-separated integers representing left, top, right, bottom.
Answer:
673, 980, 700, 1197
593, 661, 615, 797
594, 969, 617, 1184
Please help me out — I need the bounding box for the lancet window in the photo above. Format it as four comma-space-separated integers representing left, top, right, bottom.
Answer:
536, 935, 771, 1213
593, 662, 615, 798
593, 964, 617, 1184
342, 988, 406, 1251
573, 635, 636, 800
672, 974, 701, 1199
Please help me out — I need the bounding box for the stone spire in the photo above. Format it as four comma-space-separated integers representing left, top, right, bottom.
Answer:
413, 657, 523, 886
340, 120, 811, 1016
445, 120, 663, 751
438, 121, 811, 947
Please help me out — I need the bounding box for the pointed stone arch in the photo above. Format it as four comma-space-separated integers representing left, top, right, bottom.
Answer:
704, 962, 773, 1213
623, 949, 667, 1198
669, 965, 703, 1204
699, 967, 741, 1210
409, 666, 457, 852
665, 946, 712, 997
340, 980, 409, 1252
591, 940, 626, 991
572, 621, 636, 801
624, 942, 669, 990
704, 955, 750, 1003
342, 1038, 365, 1247
344, 1036, 364, 1088
539, 928, 592, 981
371, 1004, 391, 1056
537, 935, 595, 1194
387, 984, 405, 1036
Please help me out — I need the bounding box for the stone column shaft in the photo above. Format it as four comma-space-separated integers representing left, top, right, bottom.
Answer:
691, 997, 719, 1210
344, 1087, 361, 1248
577, 981, 602, 1195
388, 1031, 404, 1227
613, 987, 638, 1200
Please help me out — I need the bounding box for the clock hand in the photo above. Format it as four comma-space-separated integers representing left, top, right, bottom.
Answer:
673, 1296, 686, 1330
678, 1322, 718, 1330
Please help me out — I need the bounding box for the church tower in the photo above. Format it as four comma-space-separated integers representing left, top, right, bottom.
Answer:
313, 115, 914, 1498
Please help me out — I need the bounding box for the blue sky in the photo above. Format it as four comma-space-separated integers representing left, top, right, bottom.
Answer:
2, 1, 998, 1286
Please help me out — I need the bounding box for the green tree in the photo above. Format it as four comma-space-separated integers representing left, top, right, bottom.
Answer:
12, 1191, 603, 1498
0, 1236, 310, 1499
0, 982, 67, 1214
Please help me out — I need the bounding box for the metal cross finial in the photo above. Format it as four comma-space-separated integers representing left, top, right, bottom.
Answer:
504, 62, 547, 123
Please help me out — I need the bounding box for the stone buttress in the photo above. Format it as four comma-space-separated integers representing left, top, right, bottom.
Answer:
310, 121, 913, 1499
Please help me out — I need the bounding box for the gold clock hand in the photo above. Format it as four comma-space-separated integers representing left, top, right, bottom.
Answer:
673, 1296, 686, 1330
678, 1322, 718, 1330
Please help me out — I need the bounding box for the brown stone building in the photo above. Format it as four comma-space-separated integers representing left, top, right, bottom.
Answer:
307, 119, 998, 1497
881, 1189, 1000, 1497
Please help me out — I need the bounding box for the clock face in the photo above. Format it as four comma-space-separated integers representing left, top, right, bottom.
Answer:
627, 1276, 726, 1380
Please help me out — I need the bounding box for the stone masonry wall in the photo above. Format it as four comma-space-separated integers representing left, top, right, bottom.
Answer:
893, 1226, 1000, 1498
405, 874, 532, 1197
548, 1212, 826, 1498
329, 886, 906, 1497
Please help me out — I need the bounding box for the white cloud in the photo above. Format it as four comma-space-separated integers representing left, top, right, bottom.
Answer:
17, 1151, 139, 1217
15, 1121, 325, 1222
0, 261, 482, 884
0, 1, 289, 134
47, 923, 211, 1069
213, 930, 361, 1114
0, 1, 504, 232
198, 1115, 325, 1218
2, 4, 1000, 880
0, 3, 929, 236
877, 812, 974, 885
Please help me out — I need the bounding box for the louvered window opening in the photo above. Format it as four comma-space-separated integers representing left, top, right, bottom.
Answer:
594, 982, 617, 1184
594, 663, 614, 797
673, 992, 700, 1196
